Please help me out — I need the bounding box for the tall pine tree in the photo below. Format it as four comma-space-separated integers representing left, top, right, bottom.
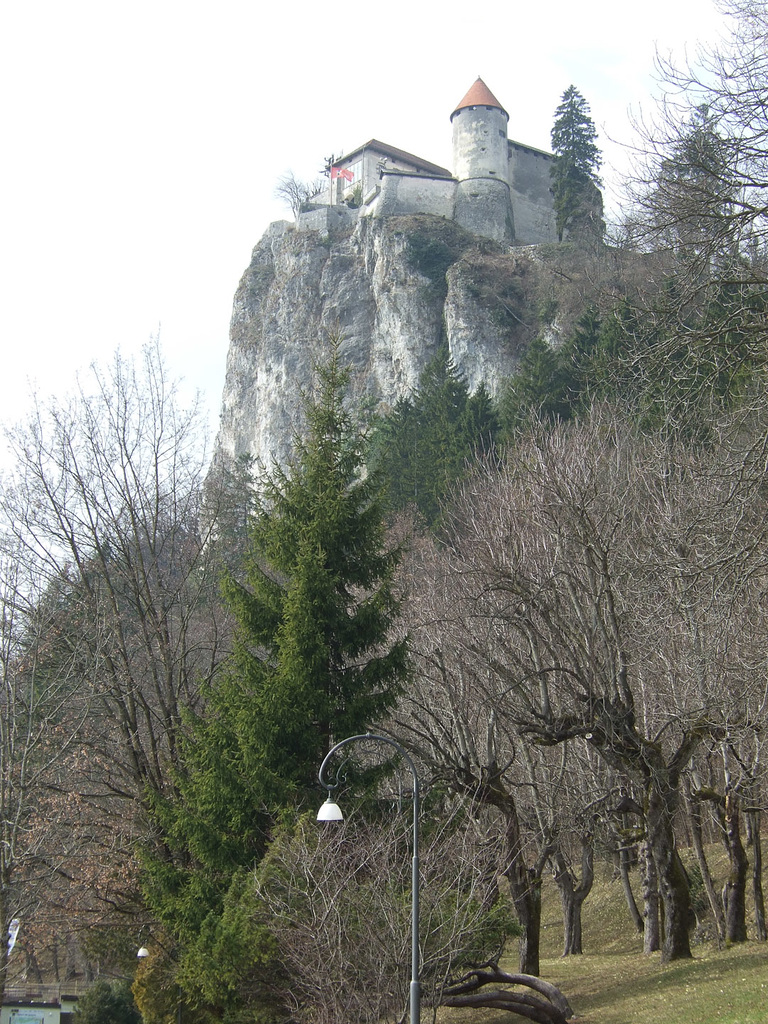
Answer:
219, 341, 407, 805
142, 337, 408, 1016
550, 85, 604, 243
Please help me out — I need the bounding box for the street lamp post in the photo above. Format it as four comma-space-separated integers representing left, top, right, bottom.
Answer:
136, 946, 182, 1024
317, 732, 420, 1024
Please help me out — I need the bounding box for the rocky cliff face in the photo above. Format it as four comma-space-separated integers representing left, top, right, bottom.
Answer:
214, 214, 565, 469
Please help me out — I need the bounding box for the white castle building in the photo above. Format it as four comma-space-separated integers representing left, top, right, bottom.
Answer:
297, 78, 558, 246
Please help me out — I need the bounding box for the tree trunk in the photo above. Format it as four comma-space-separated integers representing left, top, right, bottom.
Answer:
553, 838, 594, 955
684, 781, 725, 944
646, 784, 692, 961
619, 846, 644, 933
514, 884, 542, 977
502, 797, 544, 976
640, 839, 660, 954
723, 789, 748, 944
0, 899, 8, 1011
747, 810, 766, 942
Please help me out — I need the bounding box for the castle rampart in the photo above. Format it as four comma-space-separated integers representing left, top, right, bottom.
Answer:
374, 170, 456, 220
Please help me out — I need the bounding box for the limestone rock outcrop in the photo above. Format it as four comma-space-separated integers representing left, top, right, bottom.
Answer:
214, 214, 554, 469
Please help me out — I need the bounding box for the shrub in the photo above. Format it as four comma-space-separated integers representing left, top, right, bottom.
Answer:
75, 980, 142, 1024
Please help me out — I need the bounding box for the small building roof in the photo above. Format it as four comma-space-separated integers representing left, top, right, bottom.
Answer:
451, 77, 508, 121
336, 139, 452, 179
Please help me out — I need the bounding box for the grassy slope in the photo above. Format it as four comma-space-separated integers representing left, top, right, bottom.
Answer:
440, 851, 768, 1024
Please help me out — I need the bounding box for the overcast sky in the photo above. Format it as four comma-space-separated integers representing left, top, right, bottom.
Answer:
0, 0, 728, 461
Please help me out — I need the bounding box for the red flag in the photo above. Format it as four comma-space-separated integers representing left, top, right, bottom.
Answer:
331, 166, 354, 182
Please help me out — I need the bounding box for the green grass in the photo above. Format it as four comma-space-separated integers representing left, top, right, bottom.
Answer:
542, 943, 768, 1023
440, 852, 768, 1024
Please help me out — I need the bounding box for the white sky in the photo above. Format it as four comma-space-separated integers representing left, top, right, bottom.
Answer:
0, 0, 728, 461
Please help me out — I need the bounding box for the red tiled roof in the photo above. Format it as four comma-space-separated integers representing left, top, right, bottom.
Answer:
336, 139, 452, 178
451, 78, 508, 120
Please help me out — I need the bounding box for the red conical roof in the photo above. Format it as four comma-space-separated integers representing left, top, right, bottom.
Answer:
451, 77, 508, 120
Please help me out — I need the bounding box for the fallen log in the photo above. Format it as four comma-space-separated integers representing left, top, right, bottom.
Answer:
441, 963, 574, 1024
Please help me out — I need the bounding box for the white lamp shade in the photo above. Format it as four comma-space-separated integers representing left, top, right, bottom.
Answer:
317, 796, 344, 821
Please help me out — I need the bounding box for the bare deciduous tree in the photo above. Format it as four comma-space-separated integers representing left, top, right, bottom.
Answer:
252, 806, 513, 1024
392, 525, 613, 974
420, 406, 768, 962
621, 1, 768, 419
2, 341, 226, 804
0, 341, 231, 972
274, 171, 324, 219
0, 534, 89, 1002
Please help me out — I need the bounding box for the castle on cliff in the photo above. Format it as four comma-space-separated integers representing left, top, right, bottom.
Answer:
297, 78, 558, 246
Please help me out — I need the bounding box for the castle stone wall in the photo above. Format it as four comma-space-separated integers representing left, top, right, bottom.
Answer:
297, 205, 358, 233
508, 143, 557, 244
454, 178, 514, 243
374, 172, 456, 219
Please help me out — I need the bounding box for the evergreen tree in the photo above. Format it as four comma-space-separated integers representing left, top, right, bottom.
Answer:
499, 335, 573, 437
375, 346, 500, 527
656, 104, 731, 257
466, 380, 500, 449
219, 344, 408, 804
74, 981, 141, 1024
550, 86, 604, 242
142, 337, 408, 1016
373, 396, 421, 513
498, 302, 645, 440
415, 345, 476, 522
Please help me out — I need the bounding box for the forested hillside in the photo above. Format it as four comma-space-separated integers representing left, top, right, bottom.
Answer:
2, 4, 768, 1023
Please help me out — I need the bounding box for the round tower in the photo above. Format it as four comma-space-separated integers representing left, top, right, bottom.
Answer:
451, 78, 514, 242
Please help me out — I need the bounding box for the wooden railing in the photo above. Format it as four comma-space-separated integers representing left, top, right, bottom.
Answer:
3, 981, 89, 1004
